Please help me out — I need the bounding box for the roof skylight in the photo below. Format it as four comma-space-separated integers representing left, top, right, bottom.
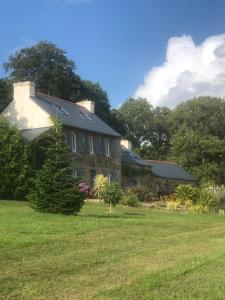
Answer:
77, 110, 92, 121
52, 104, 69, 116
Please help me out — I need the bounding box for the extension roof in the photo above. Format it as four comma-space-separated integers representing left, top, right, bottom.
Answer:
31, 93, 120, 137
121, 146, 198, 181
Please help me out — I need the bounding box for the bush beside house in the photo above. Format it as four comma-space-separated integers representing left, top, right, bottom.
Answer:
28, 120, 85, 215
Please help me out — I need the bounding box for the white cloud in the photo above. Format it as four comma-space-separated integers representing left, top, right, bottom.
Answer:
135, 34, 225, 107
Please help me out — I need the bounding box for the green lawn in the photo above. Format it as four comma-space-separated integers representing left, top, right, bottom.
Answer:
1, 201, 225, 300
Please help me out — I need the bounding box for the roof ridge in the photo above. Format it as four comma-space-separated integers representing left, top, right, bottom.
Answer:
36, 92, 79, 106
145, 159, 177, 164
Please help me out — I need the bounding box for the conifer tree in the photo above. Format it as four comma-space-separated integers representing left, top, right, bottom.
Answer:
0, 117, 31, 200
28, 119, 85, 214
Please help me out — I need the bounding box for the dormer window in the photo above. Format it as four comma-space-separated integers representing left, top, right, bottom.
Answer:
105, 139, 110, 157
71, 132, 77, 152
88, 136, 94, 154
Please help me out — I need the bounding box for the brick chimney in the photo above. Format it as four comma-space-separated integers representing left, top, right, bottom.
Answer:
121, 139, 132, 151
76, 100, 95, 113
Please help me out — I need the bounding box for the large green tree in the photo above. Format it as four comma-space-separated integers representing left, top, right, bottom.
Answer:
0, 117, 31, 199
78, 80, 113, 125
0, 78, 13, 113
140, 106, 171, 160
4, 41, 81, 100
168, 96, 225, 183
116, 97, 154, 148
169, 127, 225, 184
115, 97, 171, 159
169, 96, 225, 138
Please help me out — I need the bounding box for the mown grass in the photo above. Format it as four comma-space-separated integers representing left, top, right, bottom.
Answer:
1, 201, 225, 299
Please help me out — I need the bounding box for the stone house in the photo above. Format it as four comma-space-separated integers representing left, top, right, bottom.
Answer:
1, 81, 198, 193
1, 81, 121, 187
121, 140, 198, 195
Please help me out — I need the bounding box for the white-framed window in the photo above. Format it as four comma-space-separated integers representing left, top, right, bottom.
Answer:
88, 136, 94, 154
71, 132, 77, 152
72, 168, 78, 179
108, 171, 113, 183
105, 139, 110, 157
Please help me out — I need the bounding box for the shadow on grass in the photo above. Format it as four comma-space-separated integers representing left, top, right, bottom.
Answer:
80, 212, 146, 219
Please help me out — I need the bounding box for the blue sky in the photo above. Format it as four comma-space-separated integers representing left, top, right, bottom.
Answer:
1, 0, 225, 108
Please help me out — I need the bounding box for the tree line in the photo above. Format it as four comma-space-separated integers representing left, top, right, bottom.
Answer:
1, 41, 225, 185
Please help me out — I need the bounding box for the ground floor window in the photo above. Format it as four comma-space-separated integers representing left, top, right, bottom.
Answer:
72, 168, 79, 179
88, 136, 94, 154
72, 168, 84, 179
108, 171, 119, 183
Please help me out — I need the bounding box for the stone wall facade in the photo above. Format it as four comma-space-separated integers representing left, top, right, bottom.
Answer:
122, 163, 197, 195
121, 164, 153, 188
65, 126, 121, 186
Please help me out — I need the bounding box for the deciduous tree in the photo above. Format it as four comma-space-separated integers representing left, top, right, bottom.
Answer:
4, 41, 81, 100
0, 78, 13, 113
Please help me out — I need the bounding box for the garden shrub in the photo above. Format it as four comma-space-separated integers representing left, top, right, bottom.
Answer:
165, 200, 181, 211
122, 191, 139, 207
198, 188, 215, 208
79, 182, 93, 198
188, 204, 209, 214
131, 185, 154, 202
174, 184, 200, 204
93, 175, 108, 199
101, 182, 123, 213
202, 185, 225, 210
213, 186, 225, 209
184, 199, 194, 208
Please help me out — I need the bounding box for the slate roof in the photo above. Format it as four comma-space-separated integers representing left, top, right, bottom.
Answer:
32, 93, 120, 137
22, 127, 51, 141
121, 146, 198, 181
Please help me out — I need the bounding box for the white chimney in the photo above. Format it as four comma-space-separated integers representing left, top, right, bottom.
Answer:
2, 80, 51, 130
13, 81, 35, 101
121, 139, 132, 151
76, 100, 95, 113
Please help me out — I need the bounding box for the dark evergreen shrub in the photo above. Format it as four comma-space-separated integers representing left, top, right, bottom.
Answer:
28, 120, 85, 214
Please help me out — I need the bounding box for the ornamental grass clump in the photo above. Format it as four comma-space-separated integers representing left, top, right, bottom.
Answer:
93, 174, 108, 200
